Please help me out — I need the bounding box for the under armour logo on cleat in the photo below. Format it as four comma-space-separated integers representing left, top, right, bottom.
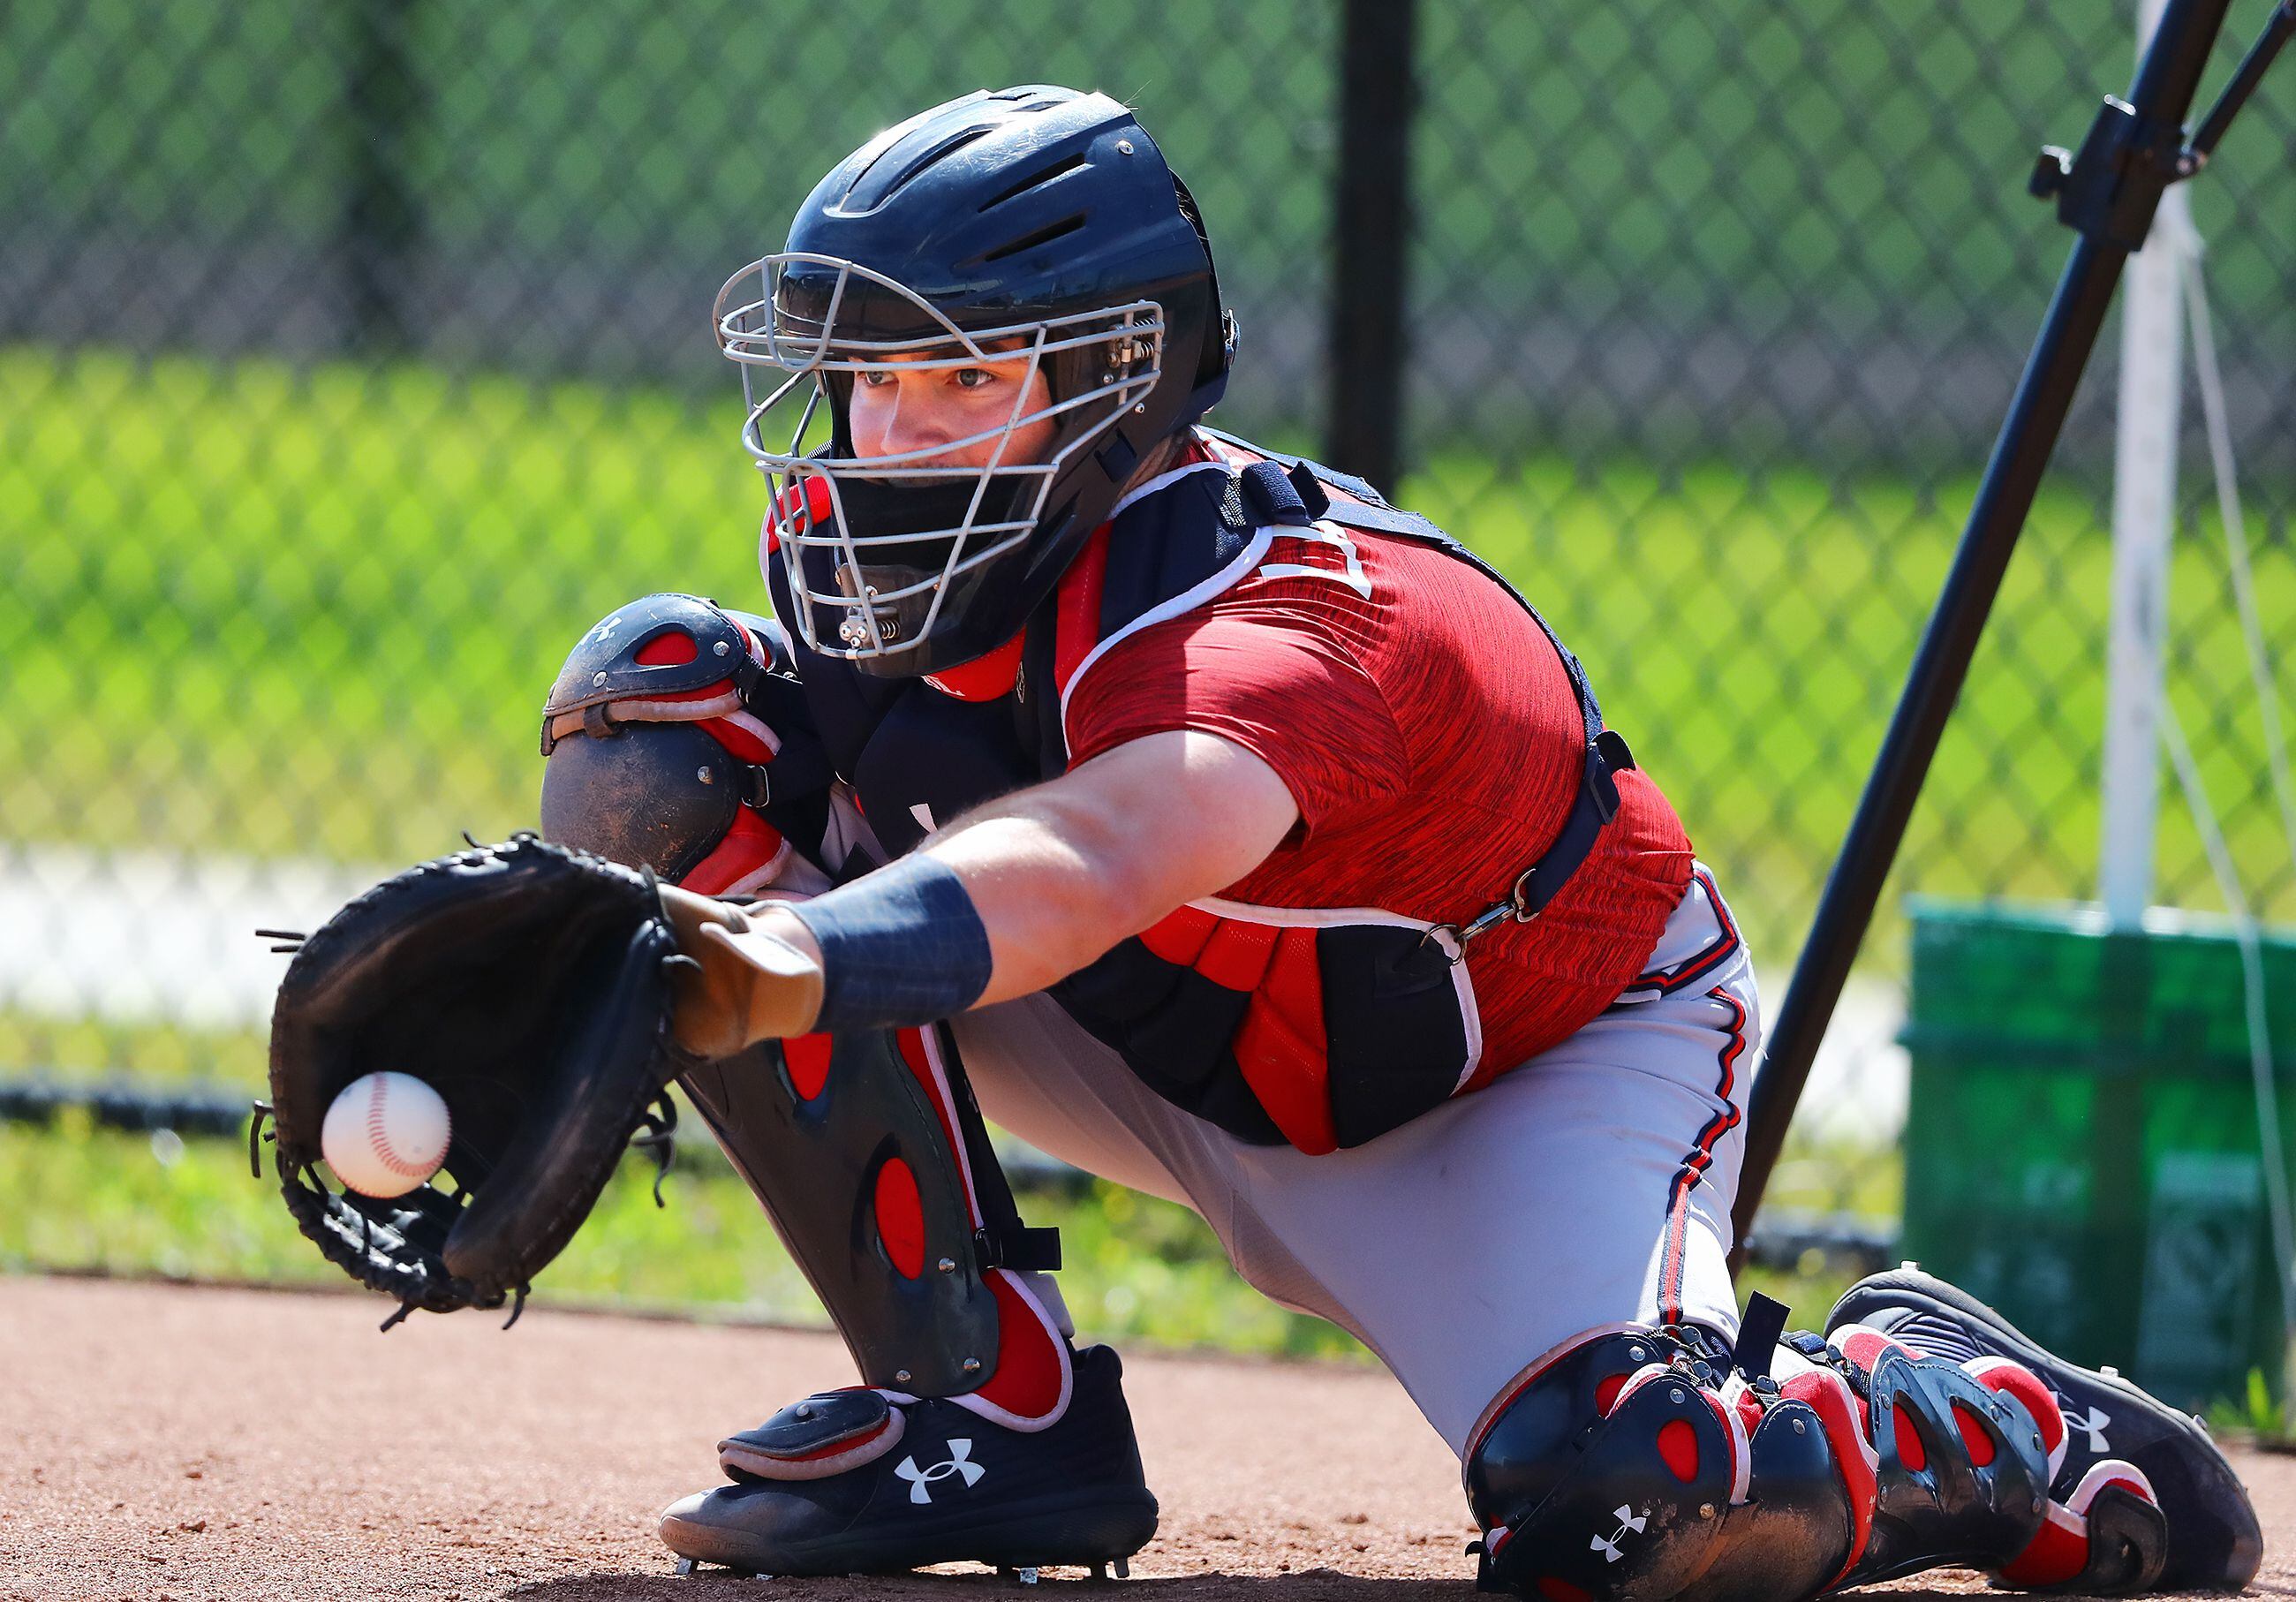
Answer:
1590, 1505, 1648, 1563
2058, 1395, 2111, 1455
894, 1439, 986, 1505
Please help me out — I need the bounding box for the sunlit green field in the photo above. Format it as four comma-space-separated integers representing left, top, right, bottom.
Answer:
8, 344, 2291, 978
0, 1112, 1880, 1357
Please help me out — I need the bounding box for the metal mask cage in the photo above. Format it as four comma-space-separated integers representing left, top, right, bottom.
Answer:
714, 252, 1167, 662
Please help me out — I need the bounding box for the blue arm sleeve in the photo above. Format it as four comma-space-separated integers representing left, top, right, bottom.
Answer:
784, 852, 994, 1031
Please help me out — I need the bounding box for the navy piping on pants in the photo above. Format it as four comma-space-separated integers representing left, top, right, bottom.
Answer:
1657, 985, 1748, 1326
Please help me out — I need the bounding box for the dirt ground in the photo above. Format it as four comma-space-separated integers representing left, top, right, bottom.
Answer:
0, 1276, 2285, 1602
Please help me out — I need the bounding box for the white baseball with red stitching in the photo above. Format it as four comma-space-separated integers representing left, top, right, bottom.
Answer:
320, 1071, 452, 1198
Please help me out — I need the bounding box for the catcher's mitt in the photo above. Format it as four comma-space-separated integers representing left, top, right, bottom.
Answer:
254, 834, 695, 1329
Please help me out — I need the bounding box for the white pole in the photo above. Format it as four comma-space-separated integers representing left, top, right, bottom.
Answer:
2099, 0, 2193, 929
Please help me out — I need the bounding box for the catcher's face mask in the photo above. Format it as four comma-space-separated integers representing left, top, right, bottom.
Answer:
714, 252, 1164, 675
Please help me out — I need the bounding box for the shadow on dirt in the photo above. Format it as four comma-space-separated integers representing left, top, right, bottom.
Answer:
511, 1569, 2075, 1588
510, 1568, 1478, 1599
510, 1576, 2055, 1602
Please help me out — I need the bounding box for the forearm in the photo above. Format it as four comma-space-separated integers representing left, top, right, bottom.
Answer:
906, 799, 1176, 1005
668, 731, 1297, 1052
731, 795, 1182, 1021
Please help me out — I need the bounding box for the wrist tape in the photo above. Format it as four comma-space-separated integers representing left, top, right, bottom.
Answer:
786, 852, 993, 1031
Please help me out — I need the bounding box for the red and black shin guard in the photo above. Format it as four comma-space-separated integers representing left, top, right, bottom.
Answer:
1812, 1323, 2166, 1593
1462, 1304, 2166, 1602
681, 1022, 1073, 1441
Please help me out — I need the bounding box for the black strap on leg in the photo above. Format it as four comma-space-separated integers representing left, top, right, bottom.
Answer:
1734, 1291, 1791, 1383
676, 1021, 1061, 1399
939, 1021, 1062, 1275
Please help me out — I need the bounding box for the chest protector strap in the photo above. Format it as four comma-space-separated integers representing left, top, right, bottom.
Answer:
1230, 453, 1637, 945
791, 437, 1642, 1155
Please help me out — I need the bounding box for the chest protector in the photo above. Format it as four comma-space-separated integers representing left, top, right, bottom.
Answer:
774, 432, 1631, 1154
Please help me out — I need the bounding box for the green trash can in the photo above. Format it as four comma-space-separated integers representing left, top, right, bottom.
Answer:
1899, 897, 2296, 1411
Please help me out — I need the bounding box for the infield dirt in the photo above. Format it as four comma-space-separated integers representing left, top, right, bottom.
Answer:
1, 1275, 2283, 1600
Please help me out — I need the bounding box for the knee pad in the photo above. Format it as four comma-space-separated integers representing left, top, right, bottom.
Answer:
539, 592, 842, 890
1463, 1322, 1831, 1602
679, 1022, 1069, 1426
1461, 1309, 2150, 1602
540, 593, 1066, 1425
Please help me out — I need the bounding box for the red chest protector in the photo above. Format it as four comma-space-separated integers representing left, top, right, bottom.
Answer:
774, 432, 1633, 1152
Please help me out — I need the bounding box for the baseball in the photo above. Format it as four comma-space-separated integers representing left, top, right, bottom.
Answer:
321, 1071, 452, 1198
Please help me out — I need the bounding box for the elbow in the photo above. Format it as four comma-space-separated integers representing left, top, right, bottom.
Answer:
1065, 812, 1183, 946
1019, 797, 1182, 963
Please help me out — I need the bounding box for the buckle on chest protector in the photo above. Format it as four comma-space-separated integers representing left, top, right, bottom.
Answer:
1423, 729, 1640, 963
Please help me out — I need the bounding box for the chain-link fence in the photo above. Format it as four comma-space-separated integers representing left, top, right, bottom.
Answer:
4, 1, 2292, 1199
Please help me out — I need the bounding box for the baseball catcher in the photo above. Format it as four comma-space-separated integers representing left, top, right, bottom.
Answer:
282, 86, 2264, 1597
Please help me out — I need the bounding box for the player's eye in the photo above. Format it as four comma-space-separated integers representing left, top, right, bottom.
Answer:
952, 366, 993, 389
857, 369, 893, 389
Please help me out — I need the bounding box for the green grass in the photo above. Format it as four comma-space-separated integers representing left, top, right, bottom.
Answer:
0, 1111, 1379, 1361
6, 343, 2292, 987
0, 1110, 1865, 1359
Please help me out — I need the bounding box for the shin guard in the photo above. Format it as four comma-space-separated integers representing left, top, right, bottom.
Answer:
540, 593, 1069, 1432
679, 1023, 1072, 1428
1462, 1303, 2165, 1602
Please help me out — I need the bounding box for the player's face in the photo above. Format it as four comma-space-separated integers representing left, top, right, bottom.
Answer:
846, 339, 1058, 472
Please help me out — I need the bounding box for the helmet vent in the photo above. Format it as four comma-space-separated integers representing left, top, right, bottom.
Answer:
849, 124, 998, 211
979, 214, 1087, 263
978, 151, 1090, 212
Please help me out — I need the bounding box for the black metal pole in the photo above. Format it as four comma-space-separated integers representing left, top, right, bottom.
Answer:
1327, 0, 1417, 496
1732, 0, 2240, 1258
342, 0, 419, 354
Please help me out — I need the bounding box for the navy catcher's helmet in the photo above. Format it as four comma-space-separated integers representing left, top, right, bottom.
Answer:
714, 86, 1234, 676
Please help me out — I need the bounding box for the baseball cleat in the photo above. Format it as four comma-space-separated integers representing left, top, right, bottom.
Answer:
659, 1342, 1157, 1577
1828, 1266, 2262, 1591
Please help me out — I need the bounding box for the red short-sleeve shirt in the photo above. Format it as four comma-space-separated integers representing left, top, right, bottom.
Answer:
1062, 451, 1696, 1079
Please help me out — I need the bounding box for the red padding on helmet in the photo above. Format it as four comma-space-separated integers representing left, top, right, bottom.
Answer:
924, 630, 1025, 702
1657, 1417, 1701, 1482
783, 1033, 833, 1101
1536, 1577, 1591, 1602
872, 1157, 926, 1280
768, 477, 835, 555
628, 679, 734, 706
971, 1271, 1068, 1423
1234, 928, 1333, 1154
636, 631, 700, 667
